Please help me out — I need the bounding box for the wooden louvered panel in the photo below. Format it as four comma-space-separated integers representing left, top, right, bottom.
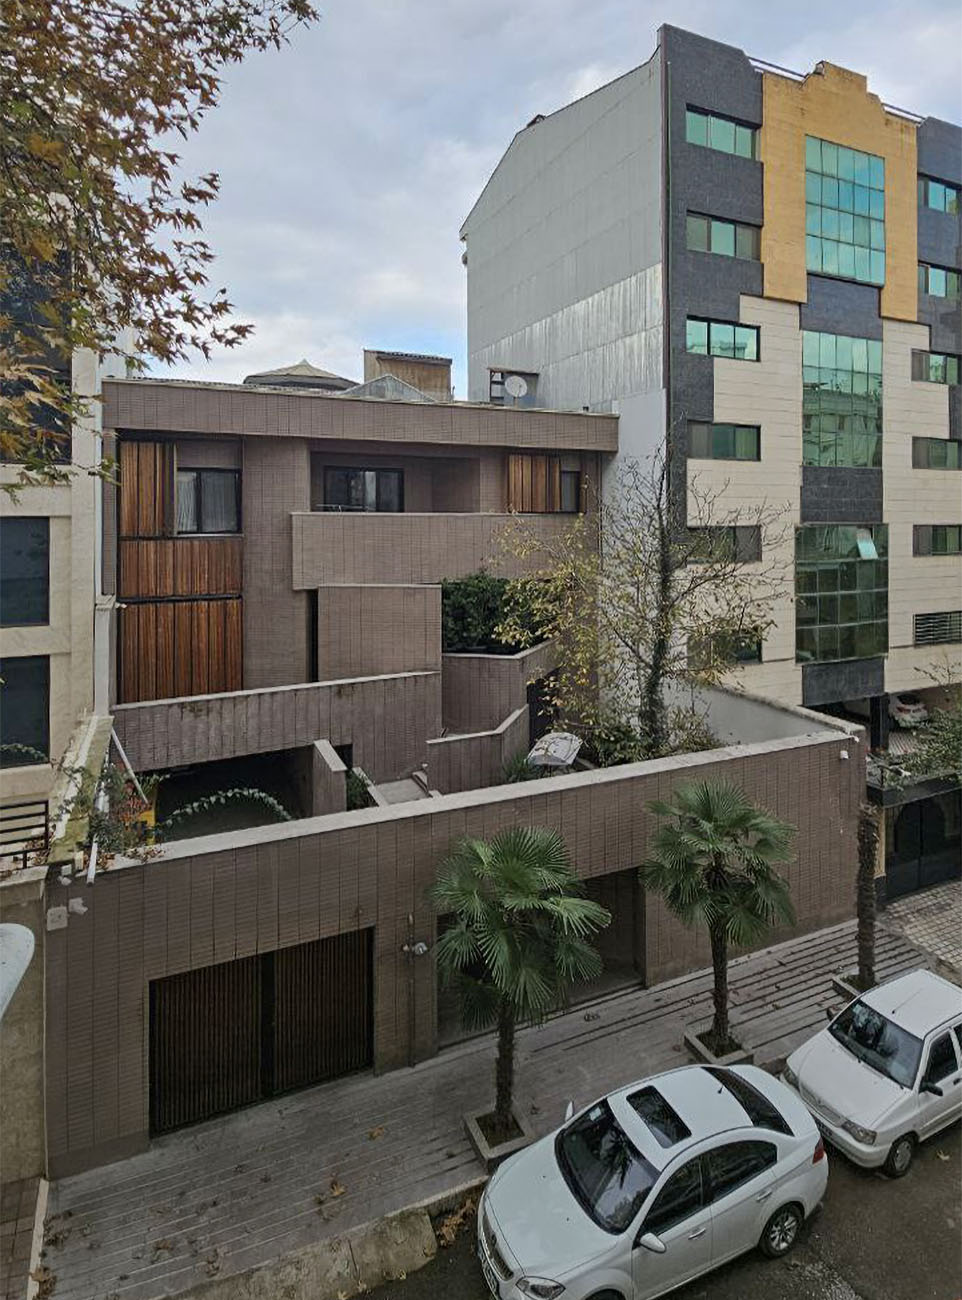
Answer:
118, 439, 173, 539
531, 454, 547, 512
272, 931, 373, 1094
119, 598, 242, 702
173, 602, 194, 697
506, 453, 563, 513
149, 956, 262, 1134
118, 538, 242, 598
225, 598, 243, 690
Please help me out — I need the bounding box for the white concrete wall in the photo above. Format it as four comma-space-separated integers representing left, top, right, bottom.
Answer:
462, 53, 664, 441
882, 319, 962, 693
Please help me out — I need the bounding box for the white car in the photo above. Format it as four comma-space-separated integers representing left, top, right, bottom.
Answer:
889, 693, 928, 728
783, 969, 962, 1178
477, 1064, 827, 1300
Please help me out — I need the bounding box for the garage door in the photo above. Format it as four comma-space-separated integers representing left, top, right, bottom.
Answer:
149, 930, 373, 1134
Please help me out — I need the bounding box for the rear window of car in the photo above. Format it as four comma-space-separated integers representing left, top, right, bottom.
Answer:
705, 1067, 793, 1136
625, 1086, 692, 1147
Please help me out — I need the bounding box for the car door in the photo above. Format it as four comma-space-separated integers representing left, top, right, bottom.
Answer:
702, 1139, 778, 1266
917, 1029, 962, 1139
630, 1156, 711, 1300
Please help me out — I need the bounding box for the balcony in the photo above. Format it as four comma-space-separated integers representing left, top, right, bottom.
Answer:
291, 511, 579, 587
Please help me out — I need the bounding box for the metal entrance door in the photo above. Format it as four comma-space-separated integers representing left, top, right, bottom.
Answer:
149, 930, 374, 1134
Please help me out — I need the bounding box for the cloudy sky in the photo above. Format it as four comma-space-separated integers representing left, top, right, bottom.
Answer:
160, 0, 962, 397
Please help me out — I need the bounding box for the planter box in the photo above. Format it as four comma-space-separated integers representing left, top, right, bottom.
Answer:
683, 1026, 753, 1067
464, 1107, 536, 1174
831, 973, 873, 1002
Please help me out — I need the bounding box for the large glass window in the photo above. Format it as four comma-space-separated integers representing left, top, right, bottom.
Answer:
685, 108, 757, 159
0, 656, 49, 767
802, 331, 882, 467
913, 438, 962, 470
919, 175, 960, 214
0, 518, 49, 626
795, 524, 888, 663
918, 264, 961, 299
686, 318, 759, 361
688, 422, 760, 461
914, 611, 962, 645
322, 467, 403, 512
805, 136, 885, 286
175, 469, 241, 533
686, 214, 760, 261
912, 350, 961, 385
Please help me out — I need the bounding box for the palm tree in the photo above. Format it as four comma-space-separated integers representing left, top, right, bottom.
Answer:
429, 826, 610, 1140
642, 780, 796, 1053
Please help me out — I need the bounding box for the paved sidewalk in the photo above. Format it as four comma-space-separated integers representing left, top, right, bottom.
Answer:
43, 919, 926, 1300
880, 879, 962, 979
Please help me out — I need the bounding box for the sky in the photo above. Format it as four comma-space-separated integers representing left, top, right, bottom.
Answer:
159, 0, 962, 398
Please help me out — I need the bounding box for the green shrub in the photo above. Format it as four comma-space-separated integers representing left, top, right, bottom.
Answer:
346, 768, 373, 811
441, 570, 538, 653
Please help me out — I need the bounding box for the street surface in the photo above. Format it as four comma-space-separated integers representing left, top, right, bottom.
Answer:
369, 1122, 962, 1300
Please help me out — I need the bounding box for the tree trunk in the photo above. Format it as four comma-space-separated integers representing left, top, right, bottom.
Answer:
709, 922, 730, 1049
857, 805, 880, 989
639, 514, 673, 757
495, 1000, 516, 1134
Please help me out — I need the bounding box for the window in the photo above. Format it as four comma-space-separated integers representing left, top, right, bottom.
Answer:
0, 518, 49, 626
802, 331, 883, 468
507, 454, 579, 513
627, 1088, 692, 1148
705, 1141, 777, 1201
175, 469, 240, 533
919, 175, 961, 214
913, 438, 962, 470
560, 469, 582, 513
912, 351, 961, 386
685, 108, 757, 159
688, 422, 760, 461
555, 1100, 658, 1234
795, 524, 888, 664
688, 526, 760, 565
914, 611, 962, 646
923, 1034, 959, 1087
688, 631, 763, 670
323, 467, 403, 513
829, 999, 923, 1087
914, 525, 962, 556
686, 318, 759, 361
805, 136, 885, 286
643, 1160, 704, 1236
705, 1068, 793, 1135
0, 656, 49, 768
918, 263, 961, 299
686, 214, 760, 261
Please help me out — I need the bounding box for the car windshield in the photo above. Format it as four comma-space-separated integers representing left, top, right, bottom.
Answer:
829, 999, 924, 1088
555, 1100, 658, 1234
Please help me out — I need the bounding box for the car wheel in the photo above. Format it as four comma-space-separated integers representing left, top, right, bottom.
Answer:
759, 1204, 803, 1258
883, 1133, 915, 1178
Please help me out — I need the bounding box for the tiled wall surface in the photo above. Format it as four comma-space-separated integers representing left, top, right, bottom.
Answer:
44, 727, 861, 1176
442, 641, 556, 733
112, 671, 441, 782
427, 705, 529, 793
317, 586, 441, 680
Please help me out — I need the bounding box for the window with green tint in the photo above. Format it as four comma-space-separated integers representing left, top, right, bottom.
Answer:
795, 525, 888, 664
686, 317, 758, 361
919, 176, 961, 214
912, 351, 961, 385
686, 213, 760, 261
688, 422, 760, 460
686, 108, 757, 159
915, 525, 962, 556
802, 330, 882, 467
688, 631, 763, 670
913, 437, 962, 469
918, 263, 961, 298
806, 136, 885, 286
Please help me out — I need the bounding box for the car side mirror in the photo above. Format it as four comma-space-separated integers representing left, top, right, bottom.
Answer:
921, 1080, 944, 1097
637, 1232, 666, 1255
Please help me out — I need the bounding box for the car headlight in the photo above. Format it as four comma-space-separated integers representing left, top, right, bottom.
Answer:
841, 1119, 877, 1145
782, 1062, 799, 1089
518, 1280, 565, 1299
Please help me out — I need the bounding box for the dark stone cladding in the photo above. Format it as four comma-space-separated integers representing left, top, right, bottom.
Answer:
802, 657, 885, 707
800, 467, 882, 523
660, 25, 763, 522
799, 276, 883, 339
916, 117, 961, 426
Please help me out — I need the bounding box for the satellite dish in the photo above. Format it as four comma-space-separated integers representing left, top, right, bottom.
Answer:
504, 373, 528, 400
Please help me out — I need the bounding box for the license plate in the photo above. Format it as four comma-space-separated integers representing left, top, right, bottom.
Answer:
478, 1243, 500, 1297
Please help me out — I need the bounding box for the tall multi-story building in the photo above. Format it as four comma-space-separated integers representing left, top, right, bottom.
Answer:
461, 24, 961, 898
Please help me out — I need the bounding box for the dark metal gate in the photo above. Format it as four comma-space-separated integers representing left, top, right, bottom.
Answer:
149, 930, 373, 1134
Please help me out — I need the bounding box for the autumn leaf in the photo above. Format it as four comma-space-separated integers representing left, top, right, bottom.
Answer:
367, 1125, 386, 1140
329, 1180, 346, 1198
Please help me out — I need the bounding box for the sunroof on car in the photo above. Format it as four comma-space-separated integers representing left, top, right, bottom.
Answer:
625, 1087, 692, 1147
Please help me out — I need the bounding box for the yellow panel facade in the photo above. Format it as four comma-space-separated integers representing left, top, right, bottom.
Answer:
761, 63, 918, 322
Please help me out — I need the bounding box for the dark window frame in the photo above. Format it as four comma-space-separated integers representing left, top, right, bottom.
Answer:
688, 421, 761, 462
918, 175, 961, 214
686, 212, 761, 262
918, 263, 961, 300
322, 466, 405, 513
175, 467, 242, 535
685, 106, 759, 160
914, 524, 962, 556
686, 317, 760, 362
795, 523, 889, 665
0, 517, 50, 626
912, 438, 962, 470
560, 469, 582, 514
912, 350, 961, 386
0, 655, 50, 768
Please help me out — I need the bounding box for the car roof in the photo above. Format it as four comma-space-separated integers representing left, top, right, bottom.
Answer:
608, 1066, 755, 1168
862, 969, 962, 1036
